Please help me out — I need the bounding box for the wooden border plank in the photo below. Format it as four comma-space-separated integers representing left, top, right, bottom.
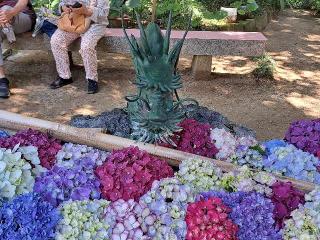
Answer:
0, 110, 315, 192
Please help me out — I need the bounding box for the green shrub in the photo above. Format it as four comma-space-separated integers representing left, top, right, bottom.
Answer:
231, 0, 259, 15
311, 0, 320, 13
195, 0, 233, 11
32, 0, 60, 10
252, 54, 276, 79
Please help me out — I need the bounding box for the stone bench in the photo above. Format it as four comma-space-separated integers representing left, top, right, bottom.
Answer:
3, 28, 267, 79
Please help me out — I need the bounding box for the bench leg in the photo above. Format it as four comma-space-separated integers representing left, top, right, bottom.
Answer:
191, 55, 212, 80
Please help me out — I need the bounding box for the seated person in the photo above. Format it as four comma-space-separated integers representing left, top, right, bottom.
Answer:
0, 0, 36, 98
50, 0, 109, 94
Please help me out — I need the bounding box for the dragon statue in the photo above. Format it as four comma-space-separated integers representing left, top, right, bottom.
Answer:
122, 11, 194, 145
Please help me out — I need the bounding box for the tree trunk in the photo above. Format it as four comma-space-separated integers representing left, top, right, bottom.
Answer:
151, 0, 157, 22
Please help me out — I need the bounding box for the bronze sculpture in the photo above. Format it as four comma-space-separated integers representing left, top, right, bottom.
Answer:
122, 12, 192, 144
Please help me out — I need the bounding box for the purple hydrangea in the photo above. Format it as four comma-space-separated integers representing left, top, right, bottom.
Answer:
198, 191, 282, 240
285, 119, 320, 157
0, 193, 60, 240
34, 157, 101, 207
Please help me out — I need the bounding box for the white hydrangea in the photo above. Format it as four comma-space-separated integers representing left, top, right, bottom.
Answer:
210, 128, 237, 160
304, 187, 320, 229
176, 158, 222, 194
221, 166, 276, 196
0, 145, 45, 200
56, 199, 110, 240
283, 207, 319, 240
210, 128, 258, 161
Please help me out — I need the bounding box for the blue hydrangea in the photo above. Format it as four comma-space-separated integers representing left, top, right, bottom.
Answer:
198, 191, 282, 240
263, 143, 320, 184
263, 139, 287, 155
0, 130, 9, 138
0, 193, 60, 240
233, 145, 265, 170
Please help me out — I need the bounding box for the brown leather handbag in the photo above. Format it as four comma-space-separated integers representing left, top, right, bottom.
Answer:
57, 4, 92, 34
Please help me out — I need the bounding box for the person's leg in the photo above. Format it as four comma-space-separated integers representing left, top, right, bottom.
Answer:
0, 6, 32, 97
0, 34, 9, 98
50, 29, 79, 88
0, 37, 5, 79
0, 6, 32, 98
79, 25, 105, 93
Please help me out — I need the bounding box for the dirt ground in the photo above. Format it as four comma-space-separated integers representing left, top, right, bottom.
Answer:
0, 10, 319, 140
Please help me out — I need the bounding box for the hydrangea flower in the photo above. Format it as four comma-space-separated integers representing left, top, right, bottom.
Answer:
140, 178, 195, 239
0, 129, 62, 169
34, 157, 101, 207
162, 119, 218, 158
283, 206, 319, 240
232, 144, 265, 169
0, 193, 60, 240
176, 158, 222, 194
285, 119, 320, 157
0, 130, 9, 138
0, 146, 45, 200
56, 199, 110, 240
210, 127, 257, 161
210, 128, 238, 160
263, 139, 287, 155
271, 181, 305, 229
220, 166, 276, 196
263, 143, 320, 184
199, 191, 282, 240
304, 186, 320, 230
96, 146, 173, 201
185, 197, 238, 240
56, 142, 109, 168
105, 199, 151, 239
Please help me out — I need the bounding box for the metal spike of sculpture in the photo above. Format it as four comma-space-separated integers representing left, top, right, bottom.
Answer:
122, 12, 192, 145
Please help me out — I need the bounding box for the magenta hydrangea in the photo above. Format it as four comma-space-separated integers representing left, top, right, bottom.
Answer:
0, 129, 62, 169
271, 181, 305, 229
285, 119, 320, 157
162, 119, 218, 158
95, 146, 174, 201
198, 191, 282, 240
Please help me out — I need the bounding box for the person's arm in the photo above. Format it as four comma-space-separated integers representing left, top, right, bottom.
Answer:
72, 0, 110, 23
88, 0, 110, 22
0, 0, 29, 23
59, 0, 71, 14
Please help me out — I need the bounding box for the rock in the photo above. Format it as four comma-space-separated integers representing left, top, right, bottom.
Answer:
70, 108, 132, 138
70, 106, 256, 140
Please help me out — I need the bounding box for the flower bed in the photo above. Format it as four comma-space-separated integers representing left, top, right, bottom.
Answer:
71, 107, 320, 185
0, 127, 320, 239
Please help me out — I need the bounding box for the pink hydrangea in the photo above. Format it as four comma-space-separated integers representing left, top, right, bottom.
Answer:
104, 199, 151, 240
271, 181, 305, 229
185, 197, 239, 240
162, 119, 218, 158
95, 146, 174, 201
0, 129, 62, 169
